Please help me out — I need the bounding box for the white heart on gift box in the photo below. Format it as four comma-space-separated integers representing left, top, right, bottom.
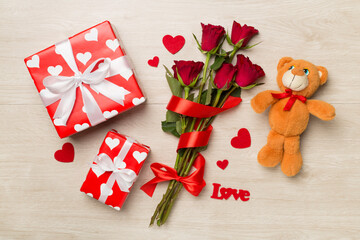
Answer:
106, 39, 120, 52
105, 137, 120, 150
91, 165, 104, 178
74, 123, 90, 132
113, 206, 120, 211
132, 97, 145, 106
53, 118, 65, 126
86, 193, 93, 197
114, 157, 126, 169
100, 183, 113, 197
47, 65, 63, 76
76, 52, 92, 65
26, 55, 40, 68
133, 151, 147, 163
103, 110, 118, 119
82, 106, 87, 113
84, 28, 98, 42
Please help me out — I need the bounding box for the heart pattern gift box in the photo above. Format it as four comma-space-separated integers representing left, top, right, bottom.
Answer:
24, 21, 145, 138
81, 130, 150, 210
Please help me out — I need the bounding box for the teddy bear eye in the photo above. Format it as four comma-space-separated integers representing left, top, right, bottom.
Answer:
303, 69, 309, 75
289, 66, 294, 70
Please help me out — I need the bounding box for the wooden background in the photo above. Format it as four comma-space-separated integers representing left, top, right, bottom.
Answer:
1, 0, 359, 239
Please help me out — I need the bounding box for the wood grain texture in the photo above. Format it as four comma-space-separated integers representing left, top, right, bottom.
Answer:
1, 0, 359, 239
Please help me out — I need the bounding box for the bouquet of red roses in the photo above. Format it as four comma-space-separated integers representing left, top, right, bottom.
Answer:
141, 21, 265, 226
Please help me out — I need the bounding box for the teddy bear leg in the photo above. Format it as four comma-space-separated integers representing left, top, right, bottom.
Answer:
258, 129, 284, 167
281, 135, 302, 177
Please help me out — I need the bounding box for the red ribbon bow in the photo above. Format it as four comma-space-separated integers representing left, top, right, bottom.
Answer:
140, 154, 206, 197
271, 89, 307, 111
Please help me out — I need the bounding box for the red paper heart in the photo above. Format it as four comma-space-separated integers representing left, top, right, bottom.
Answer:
216, 160, 229, 170
54, 142, 74, 163
231, 128, 251, 149
148, 56, 159, 67
162, 35, 185, 54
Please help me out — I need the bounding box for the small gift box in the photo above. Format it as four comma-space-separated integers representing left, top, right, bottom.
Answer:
24, 21, 145, 138
80, 130, 150, 210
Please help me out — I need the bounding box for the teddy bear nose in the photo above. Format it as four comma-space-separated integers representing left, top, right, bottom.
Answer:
291, 68, 305, 76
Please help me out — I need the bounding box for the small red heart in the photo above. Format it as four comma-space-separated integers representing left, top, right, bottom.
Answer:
54, 142, 74, 163
148, 56, 159, 67
162, 35, 185, 54
231, 128, 251, 149
216, 160, 229, 170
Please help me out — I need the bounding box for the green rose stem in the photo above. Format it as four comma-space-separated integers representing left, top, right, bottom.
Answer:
228, 46, 239, 62
157, 89, 225, 225
156, 53, 212, 221
155, 53, 213, 222
188, 52, 211, 131
150, 85, 190, 226
150, 85, 238, 226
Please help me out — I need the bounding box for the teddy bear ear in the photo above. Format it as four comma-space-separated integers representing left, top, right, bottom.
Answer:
317, 66, 328, 85
277, 57, 293, 71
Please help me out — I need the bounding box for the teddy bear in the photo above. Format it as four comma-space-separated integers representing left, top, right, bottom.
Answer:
251, 57, 335, 177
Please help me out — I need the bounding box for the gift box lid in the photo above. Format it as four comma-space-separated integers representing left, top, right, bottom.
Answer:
24, 21, 145, 138
80, 129, 150, 210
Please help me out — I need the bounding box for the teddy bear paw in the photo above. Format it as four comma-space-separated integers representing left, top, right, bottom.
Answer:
281, 152, 303, 177
258, 145, 283, 167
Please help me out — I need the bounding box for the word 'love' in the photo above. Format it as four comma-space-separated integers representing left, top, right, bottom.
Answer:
210, 183, 250, 201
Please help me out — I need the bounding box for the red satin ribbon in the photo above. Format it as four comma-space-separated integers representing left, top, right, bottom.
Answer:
166, 95, 242, 119
140, 154, 206, 197
141, 94, 241, 197
271, 89, 307, 111
177, 125, 213, 151
167, 95, 241, 150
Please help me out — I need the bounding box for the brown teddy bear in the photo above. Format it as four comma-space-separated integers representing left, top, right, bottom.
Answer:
251, 57, 335, 177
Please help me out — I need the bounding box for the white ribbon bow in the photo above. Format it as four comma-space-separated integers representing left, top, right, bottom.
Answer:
40, 39, 133, 126
91, 137, 136, 203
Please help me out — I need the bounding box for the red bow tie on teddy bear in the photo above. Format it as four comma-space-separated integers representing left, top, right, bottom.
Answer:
271, 88, 307, 111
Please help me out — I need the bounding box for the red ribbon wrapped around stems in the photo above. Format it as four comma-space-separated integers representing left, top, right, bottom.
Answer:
141, 95, 242, 197
271, 88, 307, 111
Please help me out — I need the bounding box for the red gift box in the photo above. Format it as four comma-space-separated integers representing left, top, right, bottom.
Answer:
24, 21, 145, 138
80, 130, 150, 210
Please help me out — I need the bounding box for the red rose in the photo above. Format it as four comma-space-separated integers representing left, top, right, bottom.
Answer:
235, 54, 265, 87
201, 23, 226, 52
231, 21, 259, 48
213, 63, 237, 90
172, 60, 204, 87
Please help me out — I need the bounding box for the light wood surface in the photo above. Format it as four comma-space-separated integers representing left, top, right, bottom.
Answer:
1, 0, 359, 239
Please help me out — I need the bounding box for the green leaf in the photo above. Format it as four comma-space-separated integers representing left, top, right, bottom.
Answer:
193, 34, 201, 49
210, 56, 226, 71
242, 41, 262, 50
230, 87, 242, 97
226, 33, 234, 46
176, 120, 182, 136
166, 74, 182, 97
166, 110, 180, 122
200, 90, 208, 104
205, 73, 213, 105
234, 39, 244, 48
240, 82, 264, 90
196, 145, 208, 152
164, 65, 174, 78
187, 93, 195, 101
161, 121, 180, 137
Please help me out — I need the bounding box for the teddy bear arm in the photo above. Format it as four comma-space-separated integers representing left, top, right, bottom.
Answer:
307, 99, 335, 121
251, 90, 279, 113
